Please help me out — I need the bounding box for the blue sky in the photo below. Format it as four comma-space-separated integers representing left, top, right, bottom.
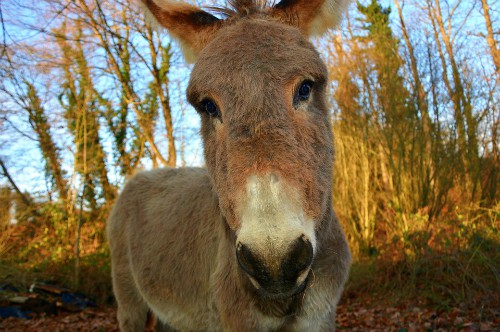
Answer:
0, 0, 497, 196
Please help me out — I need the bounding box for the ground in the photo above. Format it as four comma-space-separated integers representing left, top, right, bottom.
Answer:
1, 297, 498, 331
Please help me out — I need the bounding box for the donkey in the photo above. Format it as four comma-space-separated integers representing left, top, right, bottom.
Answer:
107, 0, 352, 330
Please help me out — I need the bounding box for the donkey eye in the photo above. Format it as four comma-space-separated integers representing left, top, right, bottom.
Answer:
298, 81, 313, 100
294, 80, 314, 106
200, 99, 220, 118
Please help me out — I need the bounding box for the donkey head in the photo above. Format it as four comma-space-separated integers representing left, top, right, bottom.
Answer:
142, 0, 350, 298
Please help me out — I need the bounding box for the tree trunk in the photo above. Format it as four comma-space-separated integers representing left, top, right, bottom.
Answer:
78, 0, 169, 166
480, 0, 500, 75
433, 0, 480, 198
394, 0, 435, 210
25, 83, 69, 202
0, 158, 33, 208
146, 27, 177, 167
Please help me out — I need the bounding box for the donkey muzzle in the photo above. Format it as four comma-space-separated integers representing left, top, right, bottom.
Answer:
236, 235, 313, 297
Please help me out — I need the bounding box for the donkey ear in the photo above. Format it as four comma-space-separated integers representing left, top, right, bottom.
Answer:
141, 0, 222, 63
272, 0, 352, 37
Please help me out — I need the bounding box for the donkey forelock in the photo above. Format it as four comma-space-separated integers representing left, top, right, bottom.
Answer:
142, 0, 351, 62
218, 0, 270, 15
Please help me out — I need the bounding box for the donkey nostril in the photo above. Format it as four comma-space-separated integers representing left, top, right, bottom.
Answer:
236, 243, 261, 278
296, 235, 313, 270
236, 239, 313, 295
281, 235, 314, 282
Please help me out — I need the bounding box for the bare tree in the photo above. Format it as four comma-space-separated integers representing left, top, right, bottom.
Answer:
480, 0, 500, 74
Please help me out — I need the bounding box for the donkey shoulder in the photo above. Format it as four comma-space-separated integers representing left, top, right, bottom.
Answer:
108, 167, 218, 237
123, 167, 210, 194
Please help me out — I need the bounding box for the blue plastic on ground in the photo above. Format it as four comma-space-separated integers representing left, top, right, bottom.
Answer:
60, 292, 96, 309
0, 306, 31, 319
0, 284, 19, 293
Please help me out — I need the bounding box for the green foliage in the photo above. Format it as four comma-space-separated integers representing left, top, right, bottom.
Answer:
159, 44, 172, 80
13, 202, 69, 264
357, 0, 392, 40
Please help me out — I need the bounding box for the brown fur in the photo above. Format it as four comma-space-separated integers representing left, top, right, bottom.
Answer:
108, 0, 352, 330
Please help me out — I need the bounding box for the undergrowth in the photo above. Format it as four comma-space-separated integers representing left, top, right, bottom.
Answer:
345, 217, 499, 317
1, 203, 498, 312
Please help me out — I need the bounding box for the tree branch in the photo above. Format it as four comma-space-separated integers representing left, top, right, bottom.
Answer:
0, 157, 33, 208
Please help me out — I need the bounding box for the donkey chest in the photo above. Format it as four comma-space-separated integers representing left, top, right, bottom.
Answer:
146, 287, 331, 332
149, 295, 220, 331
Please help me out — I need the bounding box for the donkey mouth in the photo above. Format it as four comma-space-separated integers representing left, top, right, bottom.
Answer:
236, 235, 315, 299
248, 270, 311, 300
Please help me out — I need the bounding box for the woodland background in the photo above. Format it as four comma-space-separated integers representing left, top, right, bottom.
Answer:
0, 0, 498, 329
